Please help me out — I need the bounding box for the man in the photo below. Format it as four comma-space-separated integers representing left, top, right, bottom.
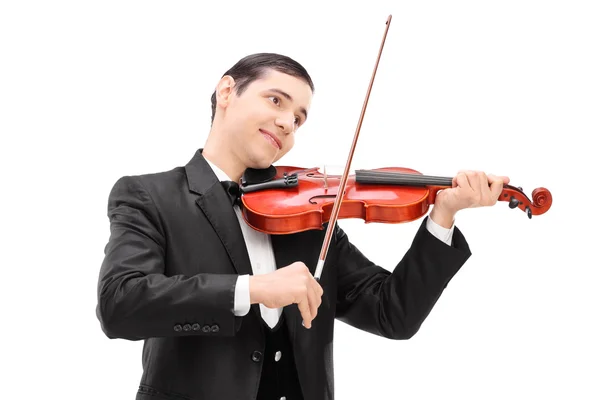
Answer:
96, 52, 508, 400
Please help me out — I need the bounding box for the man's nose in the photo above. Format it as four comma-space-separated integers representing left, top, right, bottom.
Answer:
276, 115, 295, 134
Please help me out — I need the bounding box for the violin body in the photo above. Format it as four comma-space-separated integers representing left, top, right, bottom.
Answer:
239, 166, 552, 235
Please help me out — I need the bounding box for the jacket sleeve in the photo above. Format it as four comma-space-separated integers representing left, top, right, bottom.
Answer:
96, 175, 243, 341
334, 217, 471, 339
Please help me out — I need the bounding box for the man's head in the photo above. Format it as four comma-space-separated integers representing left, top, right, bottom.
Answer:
208, 53, 314, 170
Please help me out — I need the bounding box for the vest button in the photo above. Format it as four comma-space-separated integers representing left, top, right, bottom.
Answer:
274, 351, 282, 362
251, 351, 262, 362
280, 397, 286, 400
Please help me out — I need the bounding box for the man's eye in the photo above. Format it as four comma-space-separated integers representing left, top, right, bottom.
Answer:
269, 96, 280, 105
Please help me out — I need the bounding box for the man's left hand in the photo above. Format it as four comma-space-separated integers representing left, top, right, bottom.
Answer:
430, 170, 510, 228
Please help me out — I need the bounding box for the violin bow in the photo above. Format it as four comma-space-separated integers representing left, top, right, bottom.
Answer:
314, 15, 392, 281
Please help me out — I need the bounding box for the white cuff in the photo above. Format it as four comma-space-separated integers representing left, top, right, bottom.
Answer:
426, 216, 454, 246
233, 274, 251, 316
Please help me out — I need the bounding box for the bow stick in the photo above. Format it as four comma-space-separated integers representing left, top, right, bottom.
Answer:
314, 15, 392, 281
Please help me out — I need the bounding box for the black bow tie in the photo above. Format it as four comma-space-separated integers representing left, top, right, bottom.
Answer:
221, 180, 242, 207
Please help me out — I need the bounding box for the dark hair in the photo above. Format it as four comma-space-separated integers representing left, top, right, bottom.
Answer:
210, 53, 314, 123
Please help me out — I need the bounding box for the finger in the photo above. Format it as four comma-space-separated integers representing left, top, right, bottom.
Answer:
315, 278, 324, 298
464, 171, 480, 191
297, 298, 312, 329
452, 170, 466, 188
454, 169, 469, 187
487, 174, 505, 198
478, 171, 490, 197
306, 280, 319, 321
310, 277, 323, 309
455, 172, 470, 190
486, 173, 509, 186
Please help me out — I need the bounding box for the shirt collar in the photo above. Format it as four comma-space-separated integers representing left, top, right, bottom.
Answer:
204, 157, 234, 182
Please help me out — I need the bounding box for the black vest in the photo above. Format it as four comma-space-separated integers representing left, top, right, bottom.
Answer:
256, 313, 304, 400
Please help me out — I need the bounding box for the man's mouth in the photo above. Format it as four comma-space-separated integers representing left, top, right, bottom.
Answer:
259, 129, 282, 149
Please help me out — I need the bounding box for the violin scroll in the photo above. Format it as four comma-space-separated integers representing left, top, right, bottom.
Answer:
500, 185, 552, 219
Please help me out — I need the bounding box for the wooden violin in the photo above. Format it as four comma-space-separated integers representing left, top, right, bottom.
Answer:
237, 165, 552, 235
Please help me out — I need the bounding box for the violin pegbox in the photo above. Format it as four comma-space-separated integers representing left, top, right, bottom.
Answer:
502, 185, 552, 218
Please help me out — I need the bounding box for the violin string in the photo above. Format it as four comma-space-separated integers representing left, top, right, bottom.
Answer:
357, 172, 451, 182
363, 177, 450, 186
356, 170, 452, 181
356, 170, 452, 186
355, 170, 437, 178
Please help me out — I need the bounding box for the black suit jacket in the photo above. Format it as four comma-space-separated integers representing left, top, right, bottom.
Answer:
96, 149, 472, 400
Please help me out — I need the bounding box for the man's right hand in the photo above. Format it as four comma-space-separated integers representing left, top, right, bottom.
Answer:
249, 261, 323, 329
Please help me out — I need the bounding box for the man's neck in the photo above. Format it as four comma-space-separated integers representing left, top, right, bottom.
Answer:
202, 136, 246, 183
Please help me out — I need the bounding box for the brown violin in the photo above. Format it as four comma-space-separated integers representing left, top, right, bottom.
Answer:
238, 165, 552, 235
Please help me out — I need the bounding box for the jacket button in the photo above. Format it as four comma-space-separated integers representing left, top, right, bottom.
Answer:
202, 325, 211, 333
251, 351, 262, 362
173, 324, 182, 332
183, 324, 191, 332
192, 323, 200, 331
210, 324, 219, 333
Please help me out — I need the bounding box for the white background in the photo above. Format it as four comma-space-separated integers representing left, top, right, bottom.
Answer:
2, 1, 599, 399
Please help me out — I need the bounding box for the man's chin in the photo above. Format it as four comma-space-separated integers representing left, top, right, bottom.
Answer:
246, 151, 276, 170
253, 160, 276, 170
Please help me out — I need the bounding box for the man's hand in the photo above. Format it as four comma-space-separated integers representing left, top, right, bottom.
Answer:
430, 170, 510, 228
249, 261, 323, 329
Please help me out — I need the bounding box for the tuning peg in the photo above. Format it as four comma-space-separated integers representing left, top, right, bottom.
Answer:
525, 206, 532, 219
517, 186, 523, 191
509, 196, 520, 209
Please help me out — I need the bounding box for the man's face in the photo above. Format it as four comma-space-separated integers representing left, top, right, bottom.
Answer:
215, 69, 312, 169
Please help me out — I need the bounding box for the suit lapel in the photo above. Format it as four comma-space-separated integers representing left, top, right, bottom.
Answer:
195, 189, 254, 277
185, 149, 253, 278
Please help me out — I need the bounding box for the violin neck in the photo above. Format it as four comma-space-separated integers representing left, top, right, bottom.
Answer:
355, 169, 453, 187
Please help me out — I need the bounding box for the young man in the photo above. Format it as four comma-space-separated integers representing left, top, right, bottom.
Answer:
97, 53, 508, 400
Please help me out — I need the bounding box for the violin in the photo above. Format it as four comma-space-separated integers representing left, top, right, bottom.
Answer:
238, 165, 552, 235
238, 15, 552, 280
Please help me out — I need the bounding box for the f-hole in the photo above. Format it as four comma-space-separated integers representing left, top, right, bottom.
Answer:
308, 192, 345, 204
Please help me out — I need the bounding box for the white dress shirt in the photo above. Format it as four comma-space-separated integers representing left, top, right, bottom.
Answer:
204, 159, 455, 329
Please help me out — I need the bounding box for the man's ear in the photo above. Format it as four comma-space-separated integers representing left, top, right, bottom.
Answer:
215, 75, 236, 109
